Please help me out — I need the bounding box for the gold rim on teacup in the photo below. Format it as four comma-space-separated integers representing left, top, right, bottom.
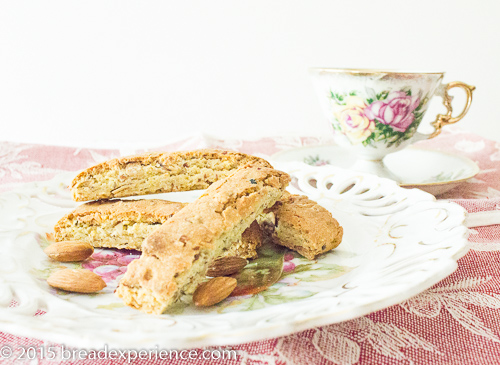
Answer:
309, 67, 446, 75
309, 67, 476, 181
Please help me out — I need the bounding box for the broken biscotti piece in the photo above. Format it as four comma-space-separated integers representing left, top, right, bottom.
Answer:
223, 220, 262, 259
70, 149, 272, 201
53, 198, 263, 258
53, 199, 186, 250
115, 166, 290, 314
270, 194, 343, 260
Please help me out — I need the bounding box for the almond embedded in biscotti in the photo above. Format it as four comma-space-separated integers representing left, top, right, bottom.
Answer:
207, 256, 247, 277
47, 269, 106, 293
193, 277, 237, 307
44, 240, 94, 262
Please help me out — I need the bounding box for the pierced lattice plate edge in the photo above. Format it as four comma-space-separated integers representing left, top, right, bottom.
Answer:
0, 164, 469, 349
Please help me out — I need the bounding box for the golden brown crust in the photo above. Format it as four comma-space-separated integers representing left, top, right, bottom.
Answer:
56, 199, 186, 225
115, 166, 290, 314
270, 194, 343, 260
70, 149, 273, 201
53, 199, 186, 250
54, 198, 265, 256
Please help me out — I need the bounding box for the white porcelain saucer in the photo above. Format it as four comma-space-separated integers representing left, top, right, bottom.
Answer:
271, 145, 480, 196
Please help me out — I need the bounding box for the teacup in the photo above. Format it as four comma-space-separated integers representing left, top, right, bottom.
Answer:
309, 68, 475, 180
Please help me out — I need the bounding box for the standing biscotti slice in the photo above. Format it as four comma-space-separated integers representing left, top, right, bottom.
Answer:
70, 149, 272, 201
53, 199, 186, 250
269, 194, 343, 260
115, 166, 290, 314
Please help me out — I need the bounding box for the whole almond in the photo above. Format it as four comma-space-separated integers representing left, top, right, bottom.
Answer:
44, 240, 94, 262
207, 256, 247, 277
47, 269, 106, 293
193, 277, 237, 307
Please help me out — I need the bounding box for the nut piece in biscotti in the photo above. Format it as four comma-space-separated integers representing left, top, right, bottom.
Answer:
222, 220, 263, 259
70, 149, 273, 202
53, 199, 186, 250
270, 194, 343, 260
115, 166, 290, 314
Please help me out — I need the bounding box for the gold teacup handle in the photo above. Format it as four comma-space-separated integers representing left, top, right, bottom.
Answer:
429, 81, 475, 138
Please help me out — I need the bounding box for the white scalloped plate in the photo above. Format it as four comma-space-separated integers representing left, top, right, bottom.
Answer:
272, 145, 480, 196
0, 162, 468, 349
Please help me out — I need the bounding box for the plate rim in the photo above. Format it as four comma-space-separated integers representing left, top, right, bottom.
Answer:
0, 166, 469, 349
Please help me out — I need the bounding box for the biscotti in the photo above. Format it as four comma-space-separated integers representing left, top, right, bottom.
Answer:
115, 166, 290, 314
54, 199, 186, 250
70, 149, 272, 202
270, 194, 343, 260
224, 220, 262, 259
54, 198, 263, 258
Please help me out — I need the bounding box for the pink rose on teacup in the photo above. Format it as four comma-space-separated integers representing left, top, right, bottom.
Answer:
333, 96, 376, 144
365, 91, 420, 133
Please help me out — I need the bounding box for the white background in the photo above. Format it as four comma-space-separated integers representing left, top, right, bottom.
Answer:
1, 0, 499, 149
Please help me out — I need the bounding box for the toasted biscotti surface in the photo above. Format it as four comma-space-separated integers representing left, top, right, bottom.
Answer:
115, 166, 290, 314
54, 198, 264, 255
70, 149, 272, 201
270, 194, 343, 260
54, 199, 186, 250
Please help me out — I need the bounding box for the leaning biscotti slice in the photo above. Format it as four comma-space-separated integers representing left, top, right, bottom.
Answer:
53, 198, 263, 258
270, 194, 343, 260
53, 199, 186, 250
115, 166, 290, 314
70, 149, 272, 201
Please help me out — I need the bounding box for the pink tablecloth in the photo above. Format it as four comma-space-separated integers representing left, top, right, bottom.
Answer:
2, 128, 500, 365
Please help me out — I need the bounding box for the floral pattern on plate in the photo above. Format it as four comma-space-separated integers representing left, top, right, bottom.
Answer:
37, 234, 353, 312
2, 165, 466, 350
219, 244, 353, 313
83, 249, 140, 285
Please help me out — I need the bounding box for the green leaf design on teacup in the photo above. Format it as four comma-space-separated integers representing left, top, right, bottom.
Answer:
330, 89, 429, 147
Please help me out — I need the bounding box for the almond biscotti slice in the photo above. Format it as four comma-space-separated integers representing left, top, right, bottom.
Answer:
53, 198, 263, 258
70, 149, 272, 202
115, 166, 290, 314
54, 199, 186, 250
269, 194, 343, 260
